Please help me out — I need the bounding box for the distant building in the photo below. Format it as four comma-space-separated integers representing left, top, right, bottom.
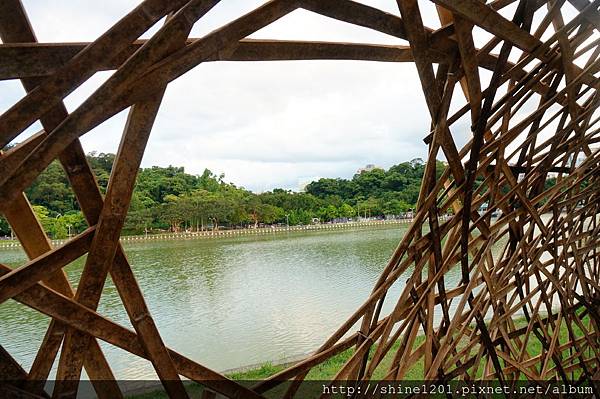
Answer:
357, 164, 383, 174
297, 177, 319, 192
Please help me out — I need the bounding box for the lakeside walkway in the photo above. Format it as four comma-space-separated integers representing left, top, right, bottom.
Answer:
0, 218, 442, 250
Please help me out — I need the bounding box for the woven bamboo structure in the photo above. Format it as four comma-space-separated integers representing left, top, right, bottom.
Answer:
1, 0, 599, 397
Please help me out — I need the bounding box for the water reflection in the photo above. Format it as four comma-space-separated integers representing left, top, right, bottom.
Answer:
0, 226, 467, 379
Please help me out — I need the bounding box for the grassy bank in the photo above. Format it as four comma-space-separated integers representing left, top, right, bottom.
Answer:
129, 336, 420, 399
129, 315, 588, 398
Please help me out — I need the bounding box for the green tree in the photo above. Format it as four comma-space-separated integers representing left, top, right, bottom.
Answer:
26, 161, 76, 214
318, 205, 338, 222
382, 199, 410, 216
87, 152, 115, 191
0, 216, 11, 237
162, 194, 186, 232
259, 204, 284, 224
288, 209, 312, 225
338, 203, 355, 218
356, 197, 381, 218
12, 151, 453, 234
32, 205, 52, 233
61, 211, 87, 236
305, 178, 355, 199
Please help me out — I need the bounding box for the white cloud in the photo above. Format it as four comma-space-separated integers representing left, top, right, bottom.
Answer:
7, 1, 448, 191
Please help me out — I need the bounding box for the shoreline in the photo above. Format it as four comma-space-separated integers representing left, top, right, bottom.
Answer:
0, 218, 443, 250
126, 311, 577, 399
122, 354, 309, 398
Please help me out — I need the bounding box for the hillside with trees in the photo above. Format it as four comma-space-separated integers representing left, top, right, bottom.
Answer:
0, 153, 447, 238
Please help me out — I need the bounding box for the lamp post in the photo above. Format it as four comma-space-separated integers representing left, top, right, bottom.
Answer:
54, 213, 62, 239
67, 224, 72, 238
285, 214, 289, 229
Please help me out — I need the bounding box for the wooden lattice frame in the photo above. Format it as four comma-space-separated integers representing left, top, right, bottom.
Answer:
1, 0, 600, 397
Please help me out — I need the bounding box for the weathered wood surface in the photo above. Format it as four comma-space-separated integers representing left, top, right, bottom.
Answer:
0, 0, 599, 397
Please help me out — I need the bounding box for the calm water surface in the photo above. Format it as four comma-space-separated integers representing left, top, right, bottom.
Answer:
1, 225, 469, 379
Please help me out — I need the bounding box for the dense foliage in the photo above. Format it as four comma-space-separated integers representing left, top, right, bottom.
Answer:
0, 153, 446, 238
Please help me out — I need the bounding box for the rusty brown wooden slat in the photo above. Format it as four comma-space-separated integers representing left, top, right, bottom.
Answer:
0, 0, 571, 202
1, 196, 121, 398
0, 40, 417, 79
0, 226, 95, 305
436, 0, 600, 89
0, 5, 126, 395
2, 2, 264, 397
0, 131, 45, 171
0, 344, 29, 381
0, 383, 47, 399
568, 0, 600, 30
53, 10, 196, 394
0, 0, 189, 149
1, 0, 265, 206
396, 0, 465, 184
433, 0, 542, 55
452, 15, 482, 123
458, 0, 535, 383
0, 3, 162, 397
0, 263, 265, 399
1, 0, 599, 395
298, 0, 407, 39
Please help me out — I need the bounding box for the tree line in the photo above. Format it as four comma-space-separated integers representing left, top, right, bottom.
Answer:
0, 153, 447, 238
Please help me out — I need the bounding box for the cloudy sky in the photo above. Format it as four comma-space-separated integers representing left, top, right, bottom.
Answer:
1, 0, 540, 192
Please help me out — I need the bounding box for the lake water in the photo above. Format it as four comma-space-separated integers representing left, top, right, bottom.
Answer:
0, 225, 467, 379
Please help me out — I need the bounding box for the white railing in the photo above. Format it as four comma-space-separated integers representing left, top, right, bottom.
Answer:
0, 216, 453, 249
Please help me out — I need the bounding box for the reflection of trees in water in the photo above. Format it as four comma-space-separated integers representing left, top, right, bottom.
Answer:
0, 301, 51, 370
2, 226, 490, 376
